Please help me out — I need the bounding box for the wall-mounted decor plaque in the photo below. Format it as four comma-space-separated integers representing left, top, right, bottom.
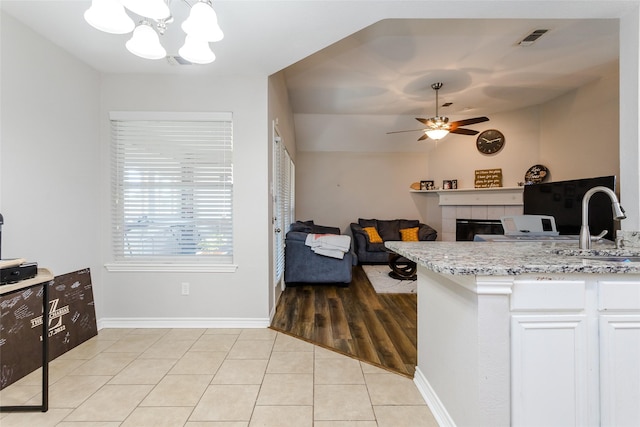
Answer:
474, 168, 503, 188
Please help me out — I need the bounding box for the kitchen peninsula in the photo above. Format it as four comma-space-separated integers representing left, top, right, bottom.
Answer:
386, 240, 640, 427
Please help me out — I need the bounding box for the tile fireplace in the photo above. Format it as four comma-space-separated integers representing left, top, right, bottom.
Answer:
456, 218, 504, 241
436, 187, 524, 241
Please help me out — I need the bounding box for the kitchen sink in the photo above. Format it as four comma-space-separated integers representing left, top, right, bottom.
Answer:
581, 255, 640, 263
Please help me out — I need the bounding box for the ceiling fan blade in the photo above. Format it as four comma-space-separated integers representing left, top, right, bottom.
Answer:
450, 128, 480, 136
417, 134, 429, 141
449, 116, 489, 128
386, 129, 426, 134
415, 118, 429, 125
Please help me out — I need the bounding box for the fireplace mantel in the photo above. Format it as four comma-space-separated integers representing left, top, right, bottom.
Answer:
412, 186, 524, 206
412, 187, 525, 241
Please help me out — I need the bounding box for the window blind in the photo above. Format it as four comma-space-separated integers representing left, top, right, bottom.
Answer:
110, 112, 233, 264
274, 138, 294, 282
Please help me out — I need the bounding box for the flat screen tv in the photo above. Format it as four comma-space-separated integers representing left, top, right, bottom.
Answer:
523, 175, 617, 241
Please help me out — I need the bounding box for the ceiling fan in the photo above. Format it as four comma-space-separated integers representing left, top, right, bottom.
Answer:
387, 82, 489, 141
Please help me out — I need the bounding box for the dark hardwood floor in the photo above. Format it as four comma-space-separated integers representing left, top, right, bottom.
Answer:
270, 265, 417, 377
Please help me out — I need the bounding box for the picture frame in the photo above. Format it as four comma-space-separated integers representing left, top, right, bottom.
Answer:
420, 180, 434, 190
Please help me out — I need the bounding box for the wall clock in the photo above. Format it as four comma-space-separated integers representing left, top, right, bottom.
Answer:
476, 129, 505, 154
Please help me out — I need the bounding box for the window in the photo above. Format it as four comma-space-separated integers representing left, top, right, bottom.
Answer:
108, 112, 233, 270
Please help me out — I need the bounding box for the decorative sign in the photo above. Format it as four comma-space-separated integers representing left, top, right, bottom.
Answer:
0, 269, 97, 390
524, 164, 549, 184
474, 168, 503, 188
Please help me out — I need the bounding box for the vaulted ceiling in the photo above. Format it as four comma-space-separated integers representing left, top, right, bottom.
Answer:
0, 1, 622, 119
284, 18, 618, 118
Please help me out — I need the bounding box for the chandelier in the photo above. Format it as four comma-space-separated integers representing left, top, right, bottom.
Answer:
84, 0, 223, 64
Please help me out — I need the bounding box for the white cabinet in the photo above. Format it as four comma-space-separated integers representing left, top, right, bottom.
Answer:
508, 278, 640, 427
598, 279, 640, 427
599, 315, 640, 426
510, 277, 592, 427
511, 315, 589, 427
413, 271, 640, 427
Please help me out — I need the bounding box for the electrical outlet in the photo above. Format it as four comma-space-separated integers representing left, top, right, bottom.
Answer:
181, 282, 190, 296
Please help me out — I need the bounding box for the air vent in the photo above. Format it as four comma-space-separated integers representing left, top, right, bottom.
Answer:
166, 55, 193, 66
518, 29, 549, 46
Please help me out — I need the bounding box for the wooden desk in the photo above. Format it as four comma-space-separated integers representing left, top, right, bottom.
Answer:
0, 267, 54, 413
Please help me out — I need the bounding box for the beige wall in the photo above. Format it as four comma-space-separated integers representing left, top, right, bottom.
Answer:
98, 73, 272, 324
426, 106, 540, 188
293, 106, 541, 235
293, 65, 620, 238
295, 151, 430, 233
539, 62, 619, 184
269, 72, 298, 161
1, 12, 104, 316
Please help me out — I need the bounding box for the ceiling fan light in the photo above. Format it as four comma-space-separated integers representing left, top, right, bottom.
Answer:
84, 0, 135, 34
179, 35, 216, 64
425, 129, 450, 140
121, 0, 171, 20
182, 0, 224, 42
125, 22, 166, 60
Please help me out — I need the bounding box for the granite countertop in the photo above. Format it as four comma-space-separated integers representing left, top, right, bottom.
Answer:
385, 240, 640, 276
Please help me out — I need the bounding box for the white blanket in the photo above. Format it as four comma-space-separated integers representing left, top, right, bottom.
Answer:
304, 233, 351, 259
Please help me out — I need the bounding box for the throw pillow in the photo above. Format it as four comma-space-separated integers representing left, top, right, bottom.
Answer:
400, 227, 419, 241
378, 219, 401, 241
399, 219, 419, 230
358, 218, 378, 228
418, 224, 437, 241
362, 226, 383, 243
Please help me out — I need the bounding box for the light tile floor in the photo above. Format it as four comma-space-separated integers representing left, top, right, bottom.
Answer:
0, 328, 438, 427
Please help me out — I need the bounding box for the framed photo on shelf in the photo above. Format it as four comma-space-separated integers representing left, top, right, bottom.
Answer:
442, 179, 458, 189
420, 180, 434, 190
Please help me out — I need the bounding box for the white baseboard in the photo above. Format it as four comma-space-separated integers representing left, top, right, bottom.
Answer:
414, 366, 456, 427
97, 317, 271, 330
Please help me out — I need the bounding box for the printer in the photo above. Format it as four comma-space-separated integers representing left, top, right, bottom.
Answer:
474, 215, 581, 242
0, 213, 38, 285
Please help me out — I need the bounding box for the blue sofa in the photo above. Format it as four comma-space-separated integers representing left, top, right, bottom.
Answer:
284, 221, 356, 285
350, 218, 437, 264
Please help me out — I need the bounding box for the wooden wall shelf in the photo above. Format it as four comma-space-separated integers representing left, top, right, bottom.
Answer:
410, 186, 524, 206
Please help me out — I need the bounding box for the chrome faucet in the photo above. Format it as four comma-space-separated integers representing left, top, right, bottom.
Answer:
579, 186, 626, 249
